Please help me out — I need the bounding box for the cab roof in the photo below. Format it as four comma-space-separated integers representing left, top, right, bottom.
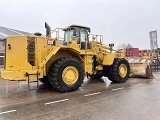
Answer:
69, 24, 90, 29
64, 24, 90, 30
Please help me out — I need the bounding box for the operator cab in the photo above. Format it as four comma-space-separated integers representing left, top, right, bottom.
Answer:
63, 25, 91, 49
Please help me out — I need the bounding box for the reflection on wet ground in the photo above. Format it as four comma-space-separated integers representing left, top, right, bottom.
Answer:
0, 72, 158, 108
0, 70, 160, 120
81, 77, 111, 88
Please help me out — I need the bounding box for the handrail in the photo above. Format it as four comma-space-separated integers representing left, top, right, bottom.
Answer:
87, 34, 103, 43
48, 28, 64, 39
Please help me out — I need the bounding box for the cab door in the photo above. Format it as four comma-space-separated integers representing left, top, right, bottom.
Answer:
79, 28, 91, 50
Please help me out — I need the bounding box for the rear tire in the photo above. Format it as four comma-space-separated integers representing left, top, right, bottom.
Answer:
48, 57, 84, 92
107, 58, 130, 83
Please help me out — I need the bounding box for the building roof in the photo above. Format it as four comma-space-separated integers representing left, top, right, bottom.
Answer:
0, 26, 32, 40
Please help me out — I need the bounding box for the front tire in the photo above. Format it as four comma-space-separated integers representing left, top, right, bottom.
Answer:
108, 58, 130, 83
48, 57, 84, 92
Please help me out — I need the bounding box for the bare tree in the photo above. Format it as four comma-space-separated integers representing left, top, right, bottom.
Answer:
117, 43, 133, 49
126, 44, 133, 48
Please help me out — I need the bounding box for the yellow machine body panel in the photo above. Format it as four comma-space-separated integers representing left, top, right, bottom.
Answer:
5, 36, 32, 70
102, 53, 116, 65
1, 35, 59, 80
82, 55, 93, 74
1, 70, 41, 80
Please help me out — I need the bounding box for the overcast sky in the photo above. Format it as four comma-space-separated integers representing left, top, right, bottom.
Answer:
0, 0, 160, 49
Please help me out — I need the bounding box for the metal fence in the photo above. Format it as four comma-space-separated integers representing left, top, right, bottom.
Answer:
151, 64, 160, 71
0, 56, 4, 65
0, 52, 4, 66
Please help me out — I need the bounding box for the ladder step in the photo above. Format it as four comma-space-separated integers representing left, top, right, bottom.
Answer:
26, 71, 39, 89
26, 72, 39, 76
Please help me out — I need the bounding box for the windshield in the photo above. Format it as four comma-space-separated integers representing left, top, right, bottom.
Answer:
63, 27, 90, 45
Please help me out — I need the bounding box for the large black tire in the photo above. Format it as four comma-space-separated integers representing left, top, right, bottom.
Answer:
39, 76, 52, 87
107, 58, 130, 83
48, 57, 84, 92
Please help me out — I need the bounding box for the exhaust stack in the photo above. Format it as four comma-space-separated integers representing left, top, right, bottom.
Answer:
45, 22, 51, 37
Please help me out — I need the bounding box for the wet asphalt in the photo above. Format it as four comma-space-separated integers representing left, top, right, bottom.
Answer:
0, 72, 160, 120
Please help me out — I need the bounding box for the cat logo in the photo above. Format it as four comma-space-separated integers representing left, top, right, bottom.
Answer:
47, 39, 54, 45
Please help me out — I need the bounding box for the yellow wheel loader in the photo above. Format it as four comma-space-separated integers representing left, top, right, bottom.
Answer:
1, 22, 130, 92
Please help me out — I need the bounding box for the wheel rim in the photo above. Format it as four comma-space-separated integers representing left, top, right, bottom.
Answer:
119, 64, 127, 77
62, 66, 79, 85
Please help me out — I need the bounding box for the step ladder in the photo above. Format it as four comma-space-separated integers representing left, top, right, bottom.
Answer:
26, 72, 39, 89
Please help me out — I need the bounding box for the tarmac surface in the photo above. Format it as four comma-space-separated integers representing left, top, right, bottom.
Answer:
0, 69, 160, 120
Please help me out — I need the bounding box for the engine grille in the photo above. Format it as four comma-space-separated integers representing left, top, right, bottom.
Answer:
27, 39, 35, 66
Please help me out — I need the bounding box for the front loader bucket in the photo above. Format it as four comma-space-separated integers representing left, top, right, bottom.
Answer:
126, 57, 154, 79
